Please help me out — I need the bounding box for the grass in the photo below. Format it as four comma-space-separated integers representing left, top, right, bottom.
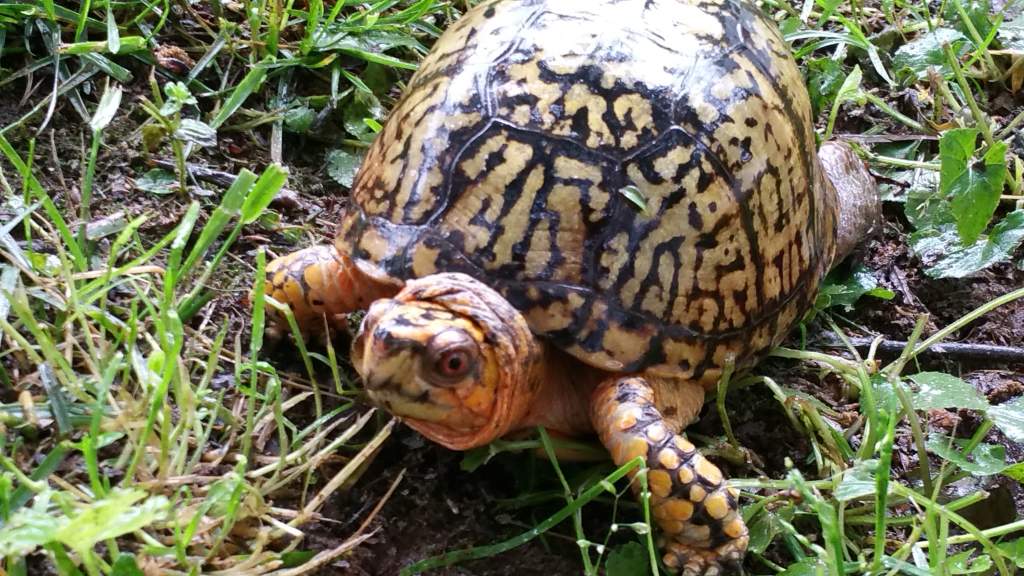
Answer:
1, 0, 1024, 575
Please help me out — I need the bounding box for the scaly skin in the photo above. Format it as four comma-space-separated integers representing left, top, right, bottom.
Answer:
591, 377, 747, 576
347, 274, 745, 575
263, 245, 395, 339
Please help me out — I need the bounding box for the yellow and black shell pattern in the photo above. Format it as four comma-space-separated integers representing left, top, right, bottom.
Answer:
337, 0, 840, 387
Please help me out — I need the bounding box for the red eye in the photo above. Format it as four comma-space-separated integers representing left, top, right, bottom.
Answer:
435, 348, 473, 379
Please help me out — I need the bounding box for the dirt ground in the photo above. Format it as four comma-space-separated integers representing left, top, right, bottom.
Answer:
2, 50, 1024, 576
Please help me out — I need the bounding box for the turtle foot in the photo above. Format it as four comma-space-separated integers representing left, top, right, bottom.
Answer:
662, 534, 748, 575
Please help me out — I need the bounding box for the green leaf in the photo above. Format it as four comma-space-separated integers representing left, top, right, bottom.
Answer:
605, 541, 649, 576
914, 210, 1024, 278
779, 558, 825, 576
988, 396, 1024, 442
940, 128, 980, 194
284, 105, 316, 134
211, 61, 270, 129
835, 459, 879, 501
174, 119, 217, 147
997, 537, 1024, 568
619, 185, 647, 213
806, 57, 846, 116
825, 64, 864, 138
110, 555, 144, 576
998, 13, 1024, 51
816, 265, 895, 312
892, 28, 969, 79
947, 0, 996, 40
0, 495, 60, 556
281, 550, 316, 568
926, 435, 1008, 476
180, 169, 258, 274
326, 148, 365, 188
55, 489, 168, 555
105, 1, 119, 55
135, 169, 177, 195
1002, 462, 1024, 482
948, 142, 1007, 244
745, 505, 793, 554
908, 372, 989, 410
343, 91, 384, 141
89, 84, 122, 133
240, 165, 289, 224
947, 550, 993, 574
316, 27, 425, 54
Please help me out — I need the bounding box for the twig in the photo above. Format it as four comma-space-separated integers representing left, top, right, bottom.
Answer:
266, 532, 377, 576
815, 334, 1024, 364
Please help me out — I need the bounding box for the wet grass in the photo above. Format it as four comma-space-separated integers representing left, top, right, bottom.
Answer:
1, 0, 1023, 575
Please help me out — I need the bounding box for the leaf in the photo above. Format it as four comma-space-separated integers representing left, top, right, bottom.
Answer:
605, 541, 649, 576
211, 60, 269, 129
619, 185, 647, 213
134, 169, 177, 195
315, 27, 425, 54
940, 128, 979, 193
240, 165, 289, 224
997, 537, 1024, 568
180, 169, 258, 274
915, 210, 1024, 278
998, 13, 1024, 51
825, 64, 864, 138
174, 118, 217, 147
816, 266, 895, 312
908, 372, 989, 410
326, 148, 365, 188
947, 0, 997, 40
779, 558, 825, 576
926, 435, 1008, 476
892, 28, 969, 79
947, 550, 993, 574
988, 396, 1024, 442
55, 489, 168, 555
110, 555, 144, 576
284, 105, 315, 134
948, 142, 1007, 244
746, 505, 793, 554
89, 83, 122, 133
806, 58, 846, 116
1002, 462, 1024, 482
0, 497, 61, 556
105, 1, 119, 55
835, 459, 879, 501
343, 90, 384, 141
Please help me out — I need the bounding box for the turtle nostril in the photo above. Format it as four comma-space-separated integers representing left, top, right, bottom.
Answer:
364, 375, 391, 391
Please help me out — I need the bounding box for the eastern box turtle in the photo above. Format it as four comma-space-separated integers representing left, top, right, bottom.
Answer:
263, 0, 880, 573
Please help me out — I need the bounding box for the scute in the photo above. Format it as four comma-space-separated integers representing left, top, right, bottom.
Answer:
337, 0, 839, 386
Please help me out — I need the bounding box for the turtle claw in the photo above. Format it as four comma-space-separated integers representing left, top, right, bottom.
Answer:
663, 536, 748, 575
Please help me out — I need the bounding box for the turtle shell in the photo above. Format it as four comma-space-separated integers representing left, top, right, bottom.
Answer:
337, 0, 839, 386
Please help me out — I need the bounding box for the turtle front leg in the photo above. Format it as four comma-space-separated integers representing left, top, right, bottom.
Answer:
263, 245, 396, 340
591, 376, 748, 575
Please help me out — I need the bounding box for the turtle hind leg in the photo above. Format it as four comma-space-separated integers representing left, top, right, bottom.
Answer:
591, 376, 748, 576
262, 245, 395, 341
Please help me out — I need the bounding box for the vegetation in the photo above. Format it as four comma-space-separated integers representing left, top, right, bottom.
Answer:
0, 0, 1022, 575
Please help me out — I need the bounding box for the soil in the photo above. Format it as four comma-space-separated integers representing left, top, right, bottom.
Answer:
2, 29, 1023, 576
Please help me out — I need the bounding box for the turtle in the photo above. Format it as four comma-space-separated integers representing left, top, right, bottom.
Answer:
261, 0, 880, 573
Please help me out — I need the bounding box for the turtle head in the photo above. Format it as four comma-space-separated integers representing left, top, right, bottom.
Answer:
352, 273, 542, 450
818, 141, 882, 265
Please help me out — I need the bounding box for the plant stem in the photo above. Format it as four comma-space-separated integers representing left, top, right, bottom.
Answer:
78, 129, 102, 259
952, 0, 999, 79
907, 286, 1024, 362
864, 91, 927, 133
944, 42, 995, 148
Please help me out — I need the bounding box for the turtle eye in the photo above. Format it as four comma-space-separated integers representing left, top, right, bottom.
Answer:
433, 347, 474, 380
